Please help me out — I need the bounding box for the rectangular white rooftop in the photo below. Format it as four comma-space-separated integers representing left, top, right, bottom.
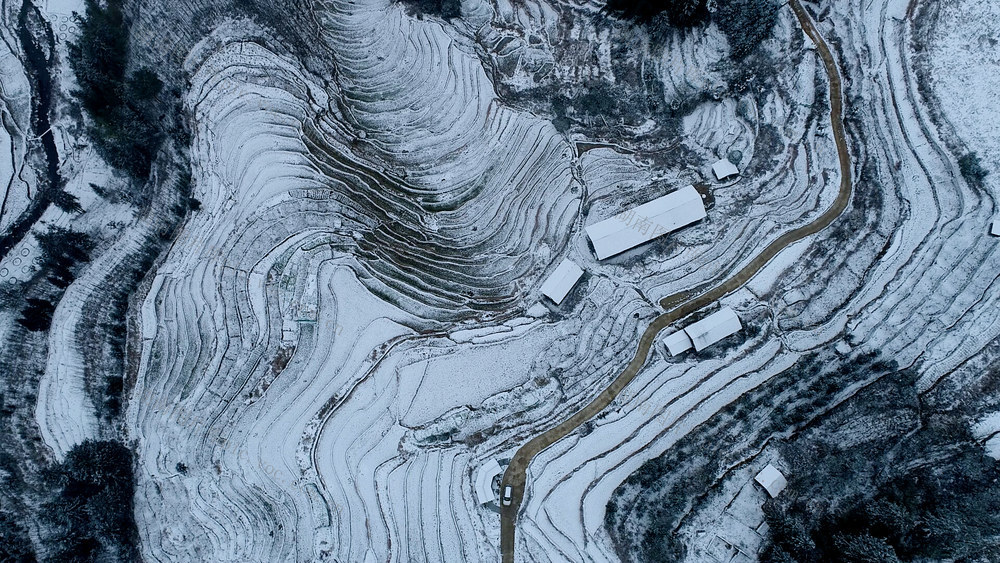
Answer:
685, 307, 742, 351
754, 464, 787, 498
539, 258, 584, 305
992, 219, 1000, 237
662, 330, 694, 356
585, 185, 707, 260
712, 159, 740, 180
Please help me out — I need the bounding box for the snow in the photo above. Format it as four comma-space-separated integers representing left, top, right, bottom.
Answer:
0, 33, 34, 232
59, 0, 1000, 561
973, 412, 1000, 459
512, 0, 1000, 556
474, 459, 502, 505
120, 5, 586, 558
927, 0, 1000, 197
401, 321, 564, 426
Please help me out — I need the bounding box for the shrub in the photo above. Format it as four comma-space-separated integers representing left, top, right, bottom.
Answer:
0, 512, 36, 562
38, 225, 93, 262
30, 226, 95, 294
127, 67, 162, 101
761, 420, 1000, 562
958, 152, 988, 187
68, 0, 128, 121
833, 533, 901, 563
602, 0, 779, 59
17, 298, 56, 331
52, 189, 83, 213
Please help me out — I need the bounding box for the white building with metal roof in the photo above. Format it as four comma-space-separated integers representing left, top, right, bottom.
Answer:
474, 459, 503, 505
685, 307, 742, 351
662, 330, 694, 356
662, 307, 742, 356
712, 159, 740, 181
539, 258, 584, 305
754, 464, 787, 498
585, 185, 707, 260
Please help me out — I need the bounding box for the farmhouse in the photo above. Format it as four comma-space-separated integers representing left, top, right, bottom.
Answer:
662, 307, 743, 356
712, 159, 740, 181
585, 185, 707, 260
539, 258, 584, 305
754, 464, 787, 498
474, 459, 503, 505
686, 307, 742, 351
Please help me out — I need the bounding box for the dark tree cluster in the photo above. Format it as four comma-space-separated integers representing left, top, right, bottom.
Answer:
603, 0, 709, 28
68, 0, 164, 179
52, 188, 83, 213
396, 0, 461, 20
43, 440, 140, 562
17, 297, 57, 332
713, 0, 781, 60
16, 227, 94, 331
602, 0, 781, 60
92, 237, 171, 421
958, 152, 989, 188
0, 511, 36, 563
36, 226, 95, 288
606, 351, 900, 562
761, 384, 1000, 562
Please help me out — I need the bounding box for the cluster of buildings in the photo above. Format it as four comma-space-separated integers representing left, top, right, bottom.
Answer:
539, 184, 709, 305
475, 160, 765, 521
661, 307, 742, 356
538, 158, 745, 353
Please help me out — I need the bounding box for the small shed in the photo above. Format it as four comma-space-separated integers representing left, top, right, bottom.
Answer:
712, 159, 740, 181
991, 219, 1000, 237
662, 330, 694, 356
540, 258, 584, 305
754, 464, 787, 498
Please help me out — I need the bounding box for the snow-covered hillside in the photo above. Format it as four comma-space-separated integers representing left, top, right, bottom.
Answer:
4, 0, 1000, 561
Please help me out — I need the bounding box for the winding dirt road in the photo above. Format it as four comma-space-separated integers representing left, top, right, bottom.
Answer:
499, 1, 853, 560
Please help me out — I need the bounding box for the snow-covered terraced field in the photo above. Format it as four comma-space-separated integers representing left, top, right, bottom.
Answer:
923, 0, 1000, 196
125, 3, 586, 559
591, 1, 1000, 561
512, 0, 1000, 560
